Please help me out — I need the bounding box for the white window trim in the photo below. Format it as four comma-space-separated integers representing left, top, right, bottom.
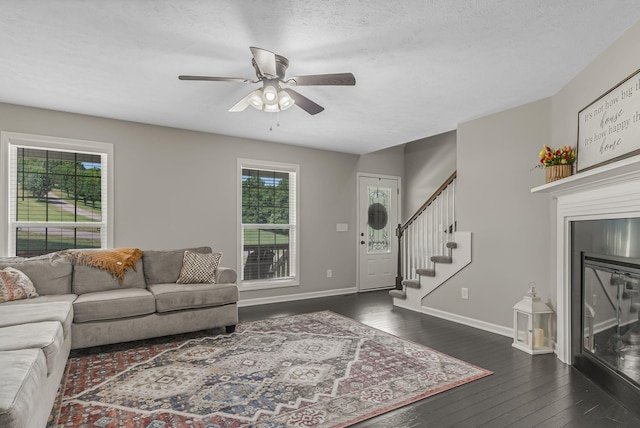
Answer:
237, 158, 300, 291
0, 131, 114, 257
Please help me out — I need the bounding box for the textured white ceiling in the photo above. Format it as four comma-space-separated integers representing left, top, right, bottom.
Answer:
1, 1, 639, 154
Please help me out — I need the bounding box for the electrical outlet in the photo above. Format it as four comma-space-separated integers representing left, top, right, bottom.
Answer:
327, 269, 333, 278
461, 288, 469, 300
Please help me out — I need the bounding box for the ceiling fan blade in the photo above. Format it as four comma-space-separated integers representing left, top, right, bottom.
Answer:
249, 47, 278, 78
286, 73, 356, 86
178, 75, 258, 83
282, 88, 324, 115
228, 92, 254, 112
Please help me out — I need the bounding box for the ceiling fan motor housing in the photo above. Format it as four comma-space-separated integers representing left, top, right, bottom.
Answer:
252, 54, 289, 80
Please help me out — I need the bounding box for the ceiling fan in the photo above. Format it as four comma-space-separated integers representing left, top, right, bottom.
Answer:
178, 47, 356, 115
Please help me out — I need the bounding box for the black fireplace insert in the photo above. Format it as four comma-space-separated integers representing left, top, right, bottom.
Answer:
575, 252, 640, 413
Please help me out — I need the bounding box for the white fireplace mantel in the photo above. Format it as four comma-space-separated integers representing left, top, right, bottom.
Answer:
532, 155, 640, 363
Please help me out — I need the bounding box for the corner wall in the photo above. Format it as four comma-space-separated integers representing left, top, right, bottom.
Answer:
426, 98, 552, 328
0, 103, 403, 301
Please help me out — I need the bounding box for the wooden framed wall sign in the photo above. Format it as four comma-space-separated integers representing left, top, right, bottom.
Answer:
577, 68, 640, 172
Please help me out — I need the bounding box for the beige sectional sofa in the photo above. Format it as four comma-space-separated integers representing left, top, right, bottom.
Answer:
0, 246, 238, 428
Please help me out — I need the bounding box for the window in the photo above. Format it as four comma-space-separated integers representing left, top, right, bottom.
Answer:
238, 159, 298, 289
0, 132, 113, 257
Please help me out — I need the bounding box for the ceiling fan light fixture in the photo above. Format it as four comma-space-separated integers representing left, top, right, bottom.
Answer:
278, 90, 295, 110
248, 89, 264, 109
262, 85, 278, 105
263, 103, 280, 113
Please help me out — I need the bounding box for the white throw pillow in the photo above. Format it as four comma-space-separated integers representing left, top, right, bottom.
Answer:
0, 267, 39, 302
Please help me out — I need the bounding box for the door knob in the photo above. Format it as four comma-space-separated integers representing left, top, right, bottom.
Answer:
360, 240, 365, 245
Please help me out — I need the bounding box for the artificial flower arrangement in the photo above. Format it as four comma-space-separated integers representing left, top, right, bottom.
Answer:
538, 144, 576, 167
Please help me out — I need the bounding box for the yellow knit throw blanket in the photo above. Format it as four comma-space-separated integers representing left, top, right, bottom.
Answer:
72, 248, 143, 285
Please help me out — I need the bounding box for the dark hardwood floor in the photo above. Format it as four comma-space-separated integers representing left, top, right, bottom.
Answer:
239, 290, 640, 428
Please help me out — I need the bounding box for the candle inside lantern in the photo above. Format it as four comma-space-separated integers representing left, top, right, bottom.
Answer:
534, 328, 545, 348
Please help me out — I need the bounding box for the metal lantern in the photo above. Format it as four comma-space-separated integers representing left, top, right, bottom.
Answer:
513, 285, 554, 355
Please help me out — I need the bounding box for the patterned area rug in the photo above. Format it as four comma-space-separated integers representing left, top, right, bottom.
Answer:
49, 311, 491, 427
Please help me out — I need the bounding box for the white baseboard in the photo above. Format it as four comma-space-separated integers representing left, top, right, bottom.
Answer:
238, 287, 357, 307
421, 305, 513, 338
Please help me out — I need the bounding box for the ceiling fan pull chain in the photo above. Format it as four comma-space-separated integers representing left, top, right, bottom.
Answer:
268, 112, 281, 131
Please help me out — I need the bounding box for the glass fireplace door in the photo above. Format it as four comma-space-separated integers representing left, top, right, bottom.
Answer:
583, 254, 640, 386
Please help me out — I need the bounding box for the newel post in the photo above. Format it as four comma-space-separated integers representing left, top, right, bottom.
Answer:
395, 223, 403, 290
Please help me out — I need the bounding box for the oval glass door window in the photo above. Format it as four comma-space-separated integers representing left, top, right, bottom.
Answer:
368, 203, 388, 230
367, 186, 390, 253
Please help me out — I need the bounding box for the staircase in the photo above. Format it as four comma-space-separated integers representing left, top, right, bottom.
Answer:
390, 171, 472, 312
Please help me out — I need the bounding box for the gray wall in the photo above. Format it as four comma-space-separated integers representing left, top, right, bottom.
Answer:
0, 102, 403, 301
424, 98, 552, 328
403, 131, 456, 219
357, 144, 405, 178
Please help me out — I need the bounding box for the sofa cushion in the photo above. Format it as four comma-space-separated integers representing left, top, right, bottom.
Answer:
143, 246, 212, 285
0, 267, 38, 302
148, 282, 238, 313
0, 349, 47, 428
0, 252, 73, 295
73, 288, 156, 323
177, 251, 222, 284
0, 321, 64, 375
0, 302, 73, 339
72, 259, 146, 295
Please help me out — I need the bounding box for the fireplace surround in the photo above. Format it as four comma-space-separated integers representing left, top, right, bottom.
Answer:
532, 155, 640, 412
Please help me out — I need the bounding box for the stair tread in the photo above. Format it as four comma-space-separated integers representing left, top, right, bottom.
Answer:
402, 279, 420, 288
446, 242, 458, 249
431, 255, 453, 263
389, 289, 406, 299
416, 268, 436, 277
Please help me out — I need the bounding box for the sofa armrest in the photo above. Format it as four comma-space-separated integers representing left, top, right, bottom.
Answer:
215, 267, 237, 284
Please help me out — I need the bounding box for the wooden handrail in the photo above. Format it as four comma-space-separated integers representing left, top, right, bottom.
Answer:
400, 171, 457, 232
394, 170, 457, 290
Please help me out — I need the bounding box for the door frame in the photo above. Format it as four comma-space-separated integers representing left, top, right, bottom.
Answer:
356, 172, 402, 292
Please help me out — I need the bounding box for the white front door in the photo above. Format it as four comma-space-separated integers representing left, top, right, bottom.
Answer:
358, 175, 400, 291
